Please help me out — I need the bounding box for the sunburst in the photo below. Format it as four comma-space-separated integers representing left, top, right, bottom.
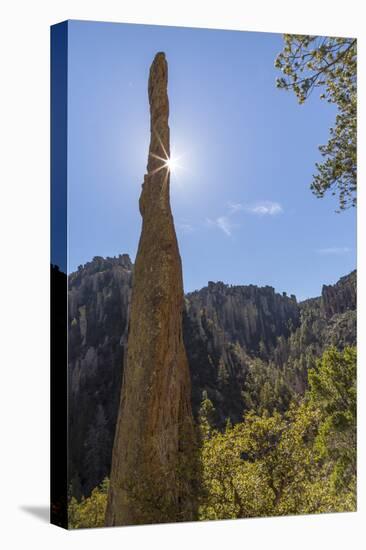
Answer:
149, 131, 182, 176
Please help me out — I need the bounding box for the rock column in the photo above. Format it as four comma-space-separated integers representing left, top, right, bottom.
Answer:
105, 52, 196, 526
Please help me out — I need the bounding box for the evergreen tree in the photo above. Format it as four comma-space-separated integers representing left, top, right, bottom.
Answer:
276, 35, 356, 210
198, 390, 216, 440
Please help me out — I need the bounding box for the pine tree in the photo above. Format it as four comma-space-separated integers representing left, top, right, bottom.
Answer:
275, 35, 356, 210
198, 390, 216, 440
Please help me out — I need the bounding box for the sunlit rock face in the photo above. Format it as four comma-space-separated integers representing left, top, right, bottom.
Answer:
105, 52, 196, 526
321, 270, 356, 318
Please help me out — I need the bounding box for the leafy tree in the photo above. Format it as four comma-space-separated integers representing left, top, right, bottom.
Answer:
242, 358, 292, 415
275, 35, 357, 210
199, 347, 356, 520
308, 346, 356, 491
68, 478, 109, 529
199, 400, 354, 520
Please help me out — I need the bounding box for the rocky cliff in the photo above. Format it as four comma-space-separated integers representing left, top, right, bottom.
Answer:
68, 255, 132, 499
68, 262, 356, 498
321, 269, 356, 318
184, 281, 300, 424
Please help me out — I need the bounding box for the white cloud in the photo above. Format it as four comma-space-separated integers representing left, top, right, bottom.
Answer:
206, 199, 282, 237
248, 201, 283, 216
216, 216, 233, 236
206, 216, 234, 236
227, 200, 283, 216
317, 247, 351, 255
227, 201, 245, 214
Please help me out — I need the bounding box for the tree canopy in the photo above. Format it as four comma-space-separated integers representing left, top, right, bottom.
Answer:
275, 35, 357, 211
68, 346, 356, 526
198, 346, 356, 520
308, 346, 356, 490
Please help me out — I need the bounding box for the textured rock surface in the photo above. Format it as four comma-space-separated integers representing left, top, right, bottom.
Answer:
186, 281, 299, 353
184, 281, 300, 423
321, 270, 356, 318
105, 53, 196, 526
68, 255, 132, 497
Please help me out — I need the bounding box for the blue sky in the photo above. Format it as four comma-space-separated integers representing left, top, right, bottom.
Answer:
67, 20, 356, 300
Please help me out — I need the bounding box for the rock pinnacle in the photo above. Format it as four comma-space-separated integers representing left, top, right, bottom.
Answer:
105, 52, 196, 526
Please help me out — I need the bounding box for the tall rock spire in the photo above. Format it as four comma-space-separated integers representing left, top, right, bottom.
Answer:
105, 52, 196, 526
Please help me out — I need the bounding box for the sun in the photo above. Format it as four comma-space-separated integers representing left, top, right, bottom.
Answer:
150, 150, 182, 176
164, 155, 180, 173
149, 133, 183, 177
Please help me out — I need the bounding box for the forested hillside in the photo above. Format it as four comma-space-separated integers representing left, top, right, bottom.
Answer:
67, 255, 356, 502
